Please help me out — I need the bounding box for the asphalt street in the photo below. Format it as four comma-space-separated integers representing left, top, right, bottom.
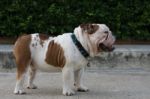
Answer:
0, 70, 150, 99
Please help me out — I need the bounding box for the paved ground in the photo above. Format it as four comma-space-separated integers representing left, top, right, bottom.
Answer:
0, 70, 150, 99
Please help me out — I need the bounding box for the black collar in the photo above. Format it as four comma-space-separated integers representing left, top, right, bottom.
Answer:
71, 34, 89, 58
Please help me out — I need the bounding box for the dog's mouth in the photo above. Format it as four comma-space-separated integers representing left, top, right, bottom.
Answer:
98, 43, 115, 52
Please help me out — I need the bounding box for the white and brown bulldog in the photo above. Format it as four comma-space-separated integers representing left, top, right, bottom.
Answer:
13, 23, 115, 96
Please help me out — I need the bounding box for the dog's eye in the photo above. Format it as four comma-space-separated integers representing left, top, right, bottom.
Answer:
104, 31, 108, 34
105, 33, 109, 40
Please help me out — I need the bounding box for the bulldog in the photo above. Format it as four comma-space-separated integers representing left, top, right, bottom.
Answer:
13, 23, 115, 96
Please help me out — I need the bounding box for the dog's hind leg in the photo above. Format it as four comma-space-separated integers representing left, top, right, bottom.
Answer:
26, 63, 37, 89
13, 34, 31, 94
14, 60, 30, 94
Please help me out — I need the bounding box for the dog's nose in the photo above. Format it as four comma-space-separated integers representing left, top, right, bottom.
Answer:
111, 46, 115, 51
109, 46, 115, 52
112, 46, 115, 51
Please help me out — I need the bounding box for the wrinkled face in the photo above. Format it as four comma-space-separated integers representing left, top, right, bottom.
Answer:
80, 23, 115, 53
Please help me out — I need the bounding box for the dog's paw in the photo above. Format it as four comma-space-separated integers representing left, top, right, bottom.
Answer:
76, 86, 89, 92
14, 89, 26, 95
63, 89, 75, 96
27, 84, 37, 89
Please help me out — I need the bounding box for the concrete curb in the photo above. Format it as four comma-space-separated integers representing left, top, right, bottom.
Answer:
0, 45, 150, 71
89, 49, 150, 71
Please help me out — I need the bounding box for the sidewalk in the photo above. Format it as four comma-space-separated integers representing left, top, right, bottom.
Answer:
0, 44, 150, 71
0, 71, 150, 99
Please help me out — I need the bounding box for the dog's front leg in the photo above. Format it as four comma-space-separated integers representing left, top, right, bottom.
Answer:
62, 67, 75, 96
74, 68, 89, 92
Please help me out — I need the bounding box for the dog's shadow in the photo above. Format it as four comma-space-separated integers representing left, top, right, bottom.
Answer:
27, 87, 62, 96
27, 87, 115, 97
27, 87, 94, 96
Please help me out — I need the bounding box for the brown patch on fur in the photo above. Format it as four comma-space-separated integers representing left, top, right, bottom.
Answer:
45, 40, 66, 68
39, 34, 49, 47
39, 34, 49, 40
80, 24, 99, 34
13, 34, 31, 80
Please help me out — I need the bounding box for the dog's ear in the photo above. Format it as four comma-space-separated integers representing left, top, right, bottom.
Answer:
80, 23, 99, 34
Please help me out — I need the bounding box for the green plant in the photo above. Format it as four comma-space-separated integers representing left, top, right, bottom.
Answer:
0, 0, 150, 40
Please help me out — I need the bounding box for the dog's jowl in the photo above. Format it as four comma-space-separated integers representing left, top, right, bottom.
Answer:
13, 24, 115, 96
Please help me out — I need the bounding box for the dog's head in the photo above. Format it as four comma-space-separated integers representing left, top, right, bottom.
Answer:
74, 23, 115, 57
